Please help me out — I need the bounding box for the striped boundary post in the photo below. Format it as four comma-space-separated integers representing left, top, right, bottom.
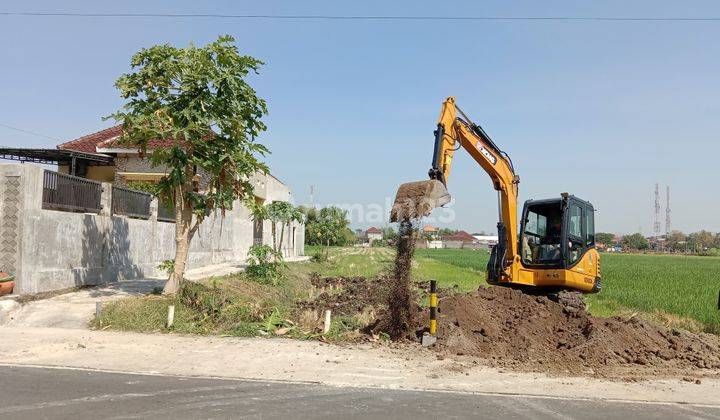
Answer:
429, 279, 438, 336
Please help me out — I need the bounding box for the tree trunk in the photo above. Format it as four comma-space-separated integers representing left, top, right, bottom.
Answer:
163, 180, 195, 295
271, 222, 277, 252
277, 222, 286, 258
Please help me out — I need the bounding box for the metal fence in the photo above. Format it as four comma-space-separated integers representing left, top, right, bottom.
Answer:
42, 170, 102, 213
157, 199, 176, 223
112, 186, 152, 219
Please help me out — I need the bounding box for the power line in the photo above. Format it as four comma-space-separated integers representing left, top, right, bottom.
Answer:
1, 12, 720, 22
0, 123, 60, 141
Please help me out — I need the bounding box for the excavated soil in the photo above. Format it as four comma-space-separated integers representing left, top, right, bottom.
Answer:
436, 286, 720, 378
387, 220, 417, 340
298, 275, 390, 317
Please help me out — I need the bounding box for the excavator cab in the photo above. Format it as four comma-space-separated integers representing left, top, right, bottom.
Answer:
520, 194, 595, 270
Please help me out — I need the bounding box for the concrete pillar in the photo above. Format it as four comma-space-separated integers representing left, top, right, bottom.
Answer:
0, 164, 43, 294
149, 197, 159, 222
99, 182, 113, 217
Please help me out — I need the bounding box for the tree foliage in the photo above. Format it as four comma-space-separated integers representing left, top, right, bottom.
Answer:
380, 226, 397, 242
109, 35, 269, 294
302, 206, 351, 246
245, 244, 283, 285
622, 233, 649, 250
594, 232, 616, 246
262, 201, 304, 254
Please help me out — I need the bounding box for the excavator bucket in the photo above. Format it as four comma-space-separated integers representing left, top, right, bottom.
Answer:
390, 179, 451, 222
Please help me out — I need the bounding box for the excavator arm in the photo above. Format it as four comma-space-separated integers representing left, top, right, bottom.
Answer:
391, 97, 520, 281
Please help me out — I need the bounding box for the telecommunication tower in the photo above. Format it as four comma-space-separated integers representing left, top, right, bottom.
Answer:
653, 183, 661, 237
665, 186, 671, 234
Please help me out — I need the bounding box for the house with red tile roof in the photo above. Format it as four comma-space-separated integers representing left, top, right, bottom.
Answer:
366, 227, 383, 242
52, 125, 287, 196
441, 230, 477, 242
55, 125, 185, 185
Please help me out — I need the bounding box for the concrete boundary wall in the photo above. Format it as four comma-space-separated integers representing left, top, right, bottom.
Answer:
0, 164, 304, 294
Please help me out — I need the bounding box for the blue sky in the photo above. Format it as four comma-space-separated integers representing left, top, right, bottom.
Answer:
1, 1, 719, 234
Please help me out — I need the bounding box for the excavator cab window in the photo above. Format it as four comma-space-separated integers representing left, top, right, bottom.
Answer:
565, 200, 595, 267
521, 197, 595, 268
521, 201, 564, 266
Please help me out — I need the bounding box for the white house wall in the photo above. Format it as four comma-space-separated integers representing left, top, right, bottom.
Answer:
0, 164, 304, 295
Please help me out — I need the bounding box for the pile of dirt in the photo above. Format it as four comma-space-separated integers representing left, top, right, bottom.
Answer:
436, 286, 720, 377
297, 275, 389, 317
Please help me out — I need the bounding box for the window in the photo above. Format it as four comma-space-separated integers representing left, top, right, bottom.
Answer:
568, 204, 582, 239
585, 209, 595, 245
521, 203, 563, 266
566, 203, 586, 266
525, 211, 547, 237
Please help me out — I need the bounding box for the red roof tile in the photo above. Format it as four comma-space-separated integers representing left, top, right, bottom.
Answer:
57, 125, 123, 153
98, 136, 181, 150
366, 227, 382, 234
58, 125, 183, 153
442, 230, 476, 242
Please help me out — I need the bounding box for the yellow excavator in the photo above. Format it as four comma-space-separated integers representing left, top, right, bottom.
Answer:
391, 97, 601, 293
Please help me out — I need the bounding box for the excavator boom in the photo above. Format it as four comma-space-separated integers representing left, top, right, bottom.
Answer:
391, 97, 519, 281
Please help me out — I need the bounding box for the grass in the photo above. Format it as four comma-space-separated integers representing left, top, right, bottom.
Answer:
585, 253, 720, 333
306, 245, 487, 291
93, 273, 307, 337
95, 246, 720, 337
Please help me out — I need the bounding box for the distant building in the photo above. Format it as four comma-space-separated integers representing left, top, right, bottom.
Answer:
472, 235, 498, 248
442, 230, 477, 242
366, 227, 383, 243
441, 230, 479, 249
422, 225, 440, 239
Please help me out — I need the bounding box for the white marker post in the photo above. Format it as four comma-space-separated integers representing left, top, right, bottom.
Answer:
323, 310, 331, 334
167, 305, 175, 328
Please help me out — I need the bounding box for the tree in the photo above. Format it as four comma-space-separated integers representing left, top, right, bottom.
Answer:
622, 233, 649, 250
439, 228, 458, 236
264, 201, 303, 256
595, 232, 616, 246
339, 228, 357, 245
687, 230, 715, 253
381, 226, 397, 242
110, 36, 269, 294
665, 230, 687, 252
302, 206, 350, 246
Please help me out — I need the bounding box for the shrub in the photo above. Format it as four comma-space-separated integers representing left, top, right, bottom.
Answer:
311, 250, 329, 263
157, 260, 175, 279
246, 245, 284, 285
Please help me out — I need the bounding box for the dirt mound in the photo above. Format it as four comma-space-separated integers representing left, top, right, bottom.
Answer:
436, 286, 720, 377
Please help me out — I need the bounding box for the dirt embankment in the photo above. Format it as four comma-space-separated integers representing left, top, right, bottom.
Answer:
436, 286, 720, 377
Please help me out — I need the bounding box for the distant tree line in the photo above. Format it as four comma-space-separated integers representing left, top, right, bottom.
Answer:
595, 230, 720, 255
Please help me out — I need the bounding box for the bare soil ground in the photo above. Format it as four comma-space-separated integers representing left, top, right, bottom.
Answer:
436, 286, 720, 379
297, 275, 390, 317
297, 274, 720, 380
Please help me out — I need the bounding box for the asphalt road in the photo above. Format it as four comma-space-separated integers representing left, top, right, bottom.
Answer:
1, 365, 719, 419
